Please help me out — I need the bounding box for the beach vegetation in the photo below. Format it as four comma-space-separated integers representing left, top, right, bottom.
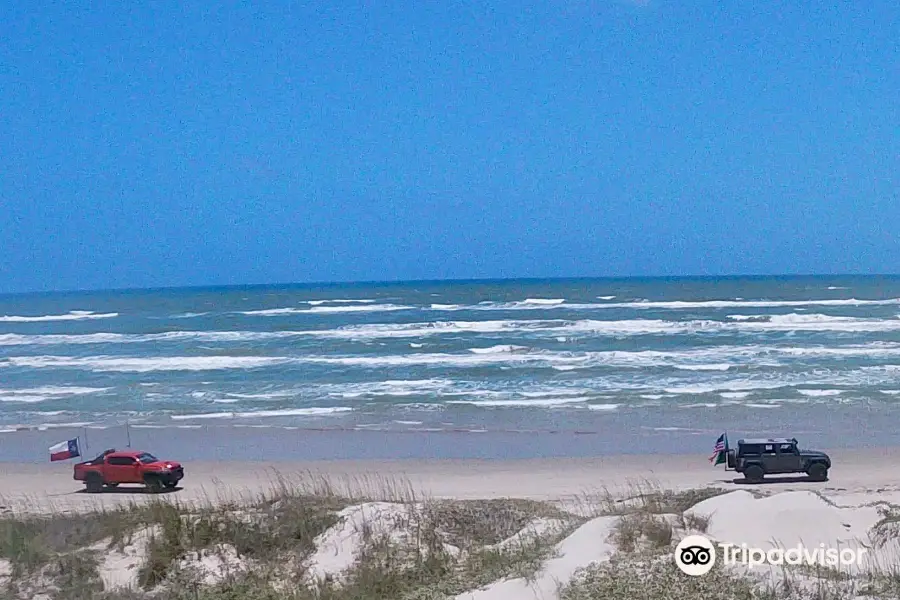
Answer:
0, 477, 897, 599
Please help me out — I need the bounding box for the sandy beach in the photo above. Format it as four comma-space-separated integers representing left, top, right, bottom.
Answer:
5, 449, 900, 513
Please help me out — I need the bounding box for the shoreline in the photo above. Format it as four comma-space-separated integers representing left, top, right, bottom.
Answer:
3, 422, 900, 463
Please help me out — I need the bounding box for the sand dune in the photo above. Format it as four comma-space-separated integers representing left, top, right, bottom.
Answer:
3, 453, 900, 598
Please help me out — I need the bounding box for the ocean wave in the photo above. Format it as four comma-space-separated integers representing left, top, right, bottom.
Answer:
664, 382, 785, 395
720, 392, 752, 399
239, 304, 412, 316
468, 345, 531, 354
0, 386, 108, 396
593, 298, 900, 309
224, 389, 302, 400
294, 347, 752, 370
274, 313, 900, 340
657, 365, 900, 395
2, 356, 292, 372
305, 299, 377, 305
0, 395, 55, 403
326, 379, 457, 398
426, 297, 900, 312
797, 389, 843, 397
0, 386, 108, 403
7, 342, 900, 374
237, 308, 306, 316
5, 312, 900, 349
446, 397, 588, 407
0, 330, 310, 346
170, 407, 352, 420
308, 304, 413, 314
0, 310, 118, 322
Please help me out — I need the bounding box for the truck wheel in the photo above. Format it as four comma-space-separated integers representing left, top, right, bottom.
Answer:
808, 463, 828, 482
163, 481, 178, 489
85, 475, 104, 494
745, 465, 765, 483
145, 476, 164, 494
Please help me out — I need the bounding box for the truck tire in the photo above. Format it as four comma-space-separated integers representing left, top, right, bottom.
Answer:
163, 480, 178, 489
808, 463, 828, 482
726, 450, 735, 469
85, 474, 104, 494
144, 475, 164, 494
744, 465, 765, 483
105, 483, 119, 489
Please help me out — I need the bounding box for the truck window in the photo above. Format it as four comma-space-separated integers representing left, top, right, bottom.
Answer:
107, 456, 136, 466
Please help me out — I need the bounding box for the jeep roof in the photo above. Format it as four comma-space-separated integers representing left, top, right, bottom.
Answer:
738, 438, 797, 445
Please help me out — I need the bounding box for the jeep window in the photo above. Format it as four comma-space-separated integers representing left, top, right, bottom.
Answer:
137, 453, 159, 464
107, 456, 136, 466
763, 444, 776, 454
778, 443, 795, 453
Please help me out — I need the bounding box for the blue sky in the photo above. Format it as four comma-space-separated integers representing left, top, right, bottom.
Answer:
1, 2, 897, 293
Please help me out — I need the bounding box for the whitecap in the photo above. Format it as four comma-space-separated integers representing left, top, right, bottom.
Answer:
306, 299, 377, 305
308, 304, 413, 314
2, 355, 292, 372
468, 345, 530, 354
170, 406, 353, 420
445, 397, 587, 407
0, 386, 107, 396
0, 310, 118, 322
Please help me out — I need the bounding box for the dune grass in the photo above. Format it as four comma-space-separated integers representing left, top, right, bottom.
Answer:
0, 471, 584, 599
1, 474, 899, 600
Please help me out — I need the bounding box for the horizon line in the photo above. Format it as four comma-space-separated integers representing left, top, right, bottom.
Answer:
3, 272, 900, 298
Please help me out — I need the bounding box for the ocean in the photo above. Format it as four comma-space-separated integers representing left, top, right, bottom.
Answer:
2, 276, 900, 461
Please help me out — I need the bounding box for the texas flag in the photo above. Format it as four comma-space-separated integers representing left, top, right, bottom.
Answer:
49, 438, 80, 462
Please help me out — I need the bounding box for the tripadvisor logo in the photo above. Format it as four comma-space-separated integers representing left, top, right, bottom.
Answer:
675, 535, 716, 576
674, 535, 867, 576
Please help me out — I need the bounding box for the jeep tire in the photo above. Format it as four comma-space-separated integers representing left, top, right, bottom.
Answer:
744, 465, 765, 483
807, 463, 828, 482
85, 474, 104, 494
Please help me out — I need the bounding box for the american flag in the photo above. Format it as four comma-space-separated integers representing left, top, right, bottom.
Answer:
709, 433, 727, 462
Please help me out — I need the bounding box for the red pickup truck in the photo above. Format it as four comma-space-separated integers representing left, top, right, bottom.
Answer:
73, 449, 184, 493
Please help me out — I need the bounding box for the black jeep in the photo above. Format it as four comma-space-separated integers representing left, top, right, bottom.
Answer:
726, 437, 831, 483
